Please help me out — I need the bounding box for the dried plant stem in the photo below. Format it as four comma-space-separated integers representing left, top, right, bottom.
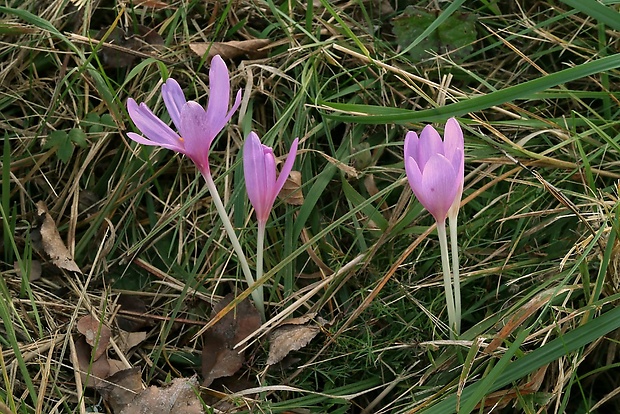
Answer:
436, 220, 456, 338
203, 173, 265, 321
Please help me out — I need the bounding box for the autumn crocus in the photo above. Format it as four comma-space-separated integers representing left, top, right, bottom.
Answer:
126, 55, 265, 319
244, 132, 299, 316
127, 54, 242, 177
404, 117, 464, 336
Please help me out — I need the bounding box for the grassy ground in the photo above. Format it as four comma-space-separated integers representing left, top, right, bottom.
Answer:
3, 0, 620, 412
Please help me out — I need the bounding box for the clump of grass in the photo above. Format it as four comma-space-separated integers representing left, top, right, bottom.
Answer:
2, 0, 620, 412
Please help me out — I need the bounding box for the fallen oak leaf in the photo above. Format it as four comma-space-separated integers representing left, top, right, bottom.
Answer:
118, 375, 203, 414
202, 293, 261, 387
77, 315, 111, 360
75, 336, 110, 388
97, 367, 143, 413
278, 171, 304, 206
33, 201, 81, 273
266, 316, 326, 366
189, 39, 271, 60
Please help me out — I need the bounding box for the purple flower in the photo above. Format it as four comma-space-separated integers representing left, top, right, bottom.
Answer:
404, 117, 464, 223
243, 132, 299, 224
126, 55, 242, 176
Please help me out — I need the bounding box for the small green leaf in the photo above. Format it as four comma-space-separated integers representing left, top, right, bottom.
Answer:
100, 113, 115, 127
68, 128, 87, 147
392, 6, 477, 63
57, 140, 74, 163
42, 130, 67, 150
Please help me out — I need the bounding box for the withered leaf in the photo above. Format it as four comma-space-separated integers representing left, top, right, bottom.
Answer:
98, 367, 143, 413
94, 25, 164, 69
117, 330, 147, 354
75, 336, 110, 388
115, 294, 148, 332
118, 376, 203, 414
14, 259, 42, 281
266, 324, 320, 366
189, 39, 271, 61
278, 171, 304, 206
202, 293, 261, 387
77, 315, 111, 360
34, 201, 81, 273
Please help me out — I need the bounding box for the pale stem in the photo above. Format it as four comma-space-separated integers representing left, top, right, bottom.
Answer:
448, 213, 461, 335
436, 220, 456, 338
256, 220, 266, 318
203, 172, 265, 321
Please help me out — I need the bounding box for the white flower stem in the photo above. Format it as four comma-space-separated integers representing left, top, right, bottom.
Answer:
256, 221, 266, 316
436, 220, 456, 338
203, 173, 265, 321
448, 213, 461, 335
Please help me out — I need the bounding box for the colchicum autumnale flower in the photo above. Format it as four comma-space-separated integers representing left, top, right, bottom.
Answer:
243, 132, 299, 319
126, 54, 242, 176
404, 117, 464, 224
126, 55, 269, 320
243, 132, 299, 225
404, 117, 465, 336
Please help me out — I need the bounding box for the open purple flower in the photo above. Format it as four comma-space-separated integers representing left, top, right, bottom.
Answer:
243, 132, 299, 224
404, 117, 464, 224
126, 55, 242, 176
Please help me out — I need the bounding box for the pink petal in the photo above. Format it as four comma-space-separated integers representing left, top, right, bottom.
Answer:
443, 117, 464, 168
244, 132, 272, 222
409, 154, 459, 223
403, 131, 419, 163
417, 125, 444, 169
161, 78, 186, 132
127, 99, 183, 149
205, 55, 232, 139
179, 101, 210, 171
274, 138, 299, 196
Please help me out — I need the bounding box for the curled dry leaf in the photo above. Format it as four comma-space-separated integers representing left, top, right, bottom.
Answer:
94, 25, 164, 69
75, 336, 110, 388
189, 39, 271, 61
201, 293, 261, 387
118, 375, 203, 414
33, 201, 81, 273
98, 367, 143, 413
13, 259, 41, 281
77, 314, 111, 360
266, 315, 326, 366
115, 294, 148, 332
278, 170, 304, 206
117, 330, 147, 354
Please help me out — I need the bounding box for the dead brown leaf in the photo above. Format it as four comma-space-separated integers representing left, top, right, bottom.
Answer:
117, 330, 147, 354
77, 315, 111, 360
201, 293, 261, 387
13, 259, 41, 281
133, 0, 170, 8
33, 201, 81, 273
266, 316, 323, 366
75, 336, 110, 388
278, 171, 304, 206
485, 288, 569, 354
118, 375, 203, 414
98, 367, 143, 413
189, 39, 271, 61
116, 294, 148, 332
94, 25, 164, 69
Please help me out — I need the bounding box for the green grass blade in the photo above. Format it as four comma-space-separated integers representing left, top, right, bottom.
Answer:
322, 53, 620, 124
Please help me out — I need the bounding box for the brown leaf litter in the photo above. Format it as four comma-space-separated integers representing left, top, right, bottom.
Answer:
201, 293, 261, 387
